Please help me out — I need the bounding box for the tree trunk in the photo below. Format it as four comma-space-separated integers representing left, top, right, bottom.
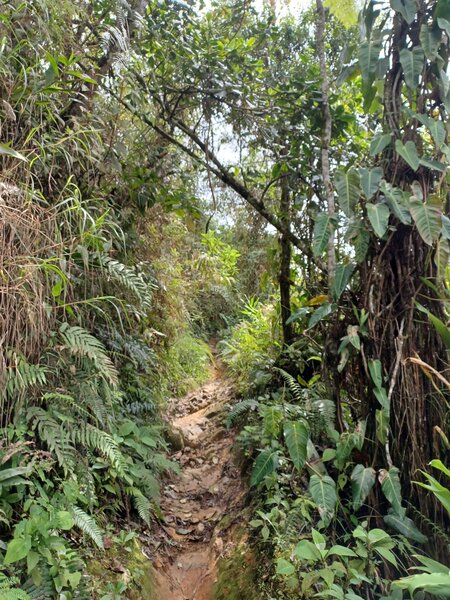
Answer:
279, 168, 293, 346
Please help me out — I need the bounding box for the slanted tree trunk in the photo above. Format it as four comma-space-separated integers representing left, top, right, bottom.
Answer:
279, 167, 293, 346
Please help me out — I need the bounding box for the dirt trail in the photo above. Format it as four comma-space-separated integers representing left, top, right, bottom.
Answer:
152, 363, 247, 600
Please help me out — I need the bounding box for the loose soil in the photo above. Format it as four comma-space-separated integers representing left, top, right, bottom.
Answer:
152, 363, 250, 600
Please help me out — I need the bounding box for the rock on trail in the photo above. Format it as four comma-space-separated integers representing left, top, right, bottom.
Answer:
152, 368, 248, 600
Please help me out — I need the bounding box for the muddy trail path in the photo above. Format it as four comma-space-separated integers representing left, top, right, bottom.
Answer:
152, 362, 250, 600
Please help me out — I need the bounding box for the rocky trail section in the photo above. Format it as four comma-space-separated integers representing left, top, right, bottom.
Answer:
152, 367, 248, 600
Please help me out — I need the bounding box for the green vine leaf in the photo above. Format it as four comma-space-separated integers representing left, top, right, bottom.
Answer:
284, 420, 309, 471
367, 203, 390, 238
409, 195, 442, 245
335, 168, 361, 216
399, 47, 425, 89
370, 133, 392, 156
250, 449, 278, 486
379, 467, 403, 516
419, 24, 441, 61
380, 181, 411, 225
416, 114, 446, 148
312, 212, 336, 256
384, 510, 427, 543
358, 41, 381, 84
351, 464, 376, 511
360, 167, 383, 199
308, 302, 337, 328
309, 474, 337, 526
390, 0, 416, 24
332, 262, 355, 301
395, 139, 420, 171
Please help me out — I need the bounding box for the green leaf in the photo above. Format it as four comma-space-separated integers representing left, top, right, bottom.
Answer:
419, 157, 447, 172
335, 168, 361, 217
435, 238, 450, 279
328, 545, 358, 558
359, 41, 381, 84
428, 312, 450, 351
313, 212, 335, 257
370, 133, 392, 156
351, 464, 376, 510
368, 359, 383, 389
416, 114, 446, 148
419, 24, 442, 60
375, 546, 398, 567
355, 228, 370, 263
437, 17, 450, 38
309, 474, 337, 526
308, 302, 336, 328
380, 181, 412, 225
375, 409, 389, 444
57, 510, 74, 530
373, 387, 389, 412
390, 0, 416, 24
360, 167, 383, 199
384, 511, 427, 543
4, 537, 31, 564
367, 203, 390, 238
409, 195, 442, 245
400, 47, 425, 89
284, 420, 309, 471
332, 263, 355, 301
276, 558, 296, 576
441, 214, 450, 239
379, 467, 403, 516
294, 539, 322, 561
395, 139, 420, 170
0, 144, 27, 162
250, 449, 278, 486
394, 573, 450, 597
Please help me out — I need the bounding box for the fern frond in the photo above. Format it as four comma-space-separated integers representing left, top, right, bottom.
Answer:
72, 506, 104, 549
72, 423, 127, 478
0, 574, 30, 599
27, 407, 75, 475
59, 323, 118, 386
99, 256, 155, 312
126, 487, 152, 525
226, 398, 259, 427
4, 353, 47, 397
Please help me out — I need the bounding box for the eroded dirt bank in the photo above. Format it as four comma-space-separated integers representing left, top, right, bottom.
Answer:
152, 365, 252, 600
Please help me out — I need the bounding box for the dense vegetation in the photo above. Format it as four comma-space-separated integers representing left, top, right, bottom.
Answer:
0, 0, 448, 598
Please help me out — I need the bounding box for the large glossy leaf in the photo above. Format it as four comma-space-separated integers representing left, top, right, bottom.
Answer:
379, 467, 403, 516
360, 167, 383, 199
395, 139, 420, 170
416, 114, 446, 148
400, 47, 424, 89
419, 24, 441, 60
409, 195, 442, 245
394, 573, 450, 597
355, 228, 370, 262
313, 212, 335, 257
384, 510, 427, 543
335, 168, 361, 216
358, 41, 381, 84
442, 215, 450, 239
369, 133, 392, 156
308, 302, 336, 328
390, 0, 416, 24
351, 464, 376, 510
435, 238, 450, 279
332, 262, 355, 301
367, 203, 390, 238
284, 420, 309, 471
380, 181, 412, 225
309, 474, 337, 526
250, 449, 278, 486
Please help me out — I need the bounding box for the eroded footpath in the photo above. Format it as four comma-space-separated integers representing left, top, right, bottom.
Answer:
151, 364, 253, 600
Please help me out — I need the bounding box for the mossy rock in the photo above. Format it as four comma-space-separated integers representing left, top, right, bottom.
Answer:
213, 541, 260, 600
87, 539, 158, 599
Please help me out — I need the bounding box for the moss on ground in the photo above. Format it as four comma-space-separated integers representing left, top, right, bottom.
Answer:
213, 538, 260, 600
87, 539, 157, 599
